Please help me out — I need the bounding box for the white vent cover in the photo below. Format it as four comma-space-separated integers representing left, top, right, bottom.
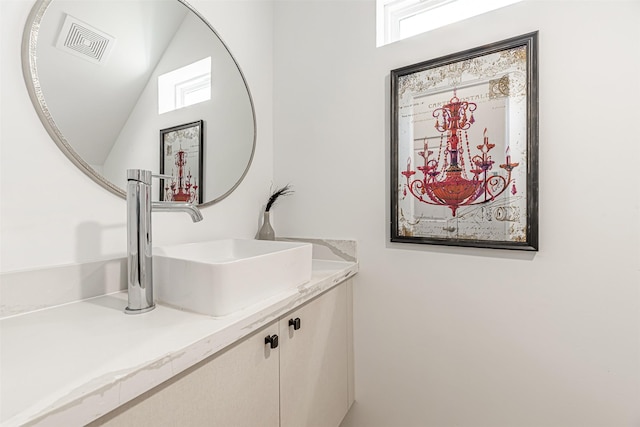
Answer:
56, 14, 115, 65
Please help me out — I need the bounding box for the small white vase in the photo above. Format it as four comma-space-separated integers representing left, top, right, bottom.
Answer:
258, 211, 275, 240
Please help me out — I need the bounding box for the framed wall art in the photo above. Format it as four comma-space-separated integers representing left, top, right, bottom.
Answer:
160, 120, 204, 204
390, 32, 538, 250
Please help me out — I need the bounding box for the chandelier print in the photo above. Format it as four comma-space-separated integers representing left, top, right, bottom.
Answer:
390, 33, 538, 250
401, 89, 518, 216
164, 148, 199, 203
160, 120, 203, 204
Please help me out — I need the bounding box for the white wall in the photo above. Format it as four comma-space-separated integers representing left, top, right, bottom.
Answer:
272, 1, 640, 426
0, 0, 274, 272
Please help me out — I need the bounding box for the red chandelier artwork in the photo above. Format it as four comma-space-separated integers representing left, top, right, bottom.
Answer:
402, 90, 519, 216
164, 148, 199, 203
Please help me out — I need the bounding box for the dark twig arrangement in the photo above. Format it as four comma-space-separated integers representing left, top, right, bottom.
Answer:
265, 184, 293, 212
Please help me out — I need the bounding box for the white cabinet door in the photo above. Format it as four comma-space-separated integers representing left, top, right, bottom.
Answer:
279, 284, 349, 427
91, 321, 280, 427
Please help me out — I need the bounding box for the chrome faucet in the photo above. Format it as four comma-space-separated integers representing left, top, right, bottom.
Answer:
125, 169, 203, 314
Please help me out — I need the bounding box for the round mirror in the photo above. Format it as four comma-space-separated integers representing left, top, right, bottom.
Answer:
22, 0, 256, 206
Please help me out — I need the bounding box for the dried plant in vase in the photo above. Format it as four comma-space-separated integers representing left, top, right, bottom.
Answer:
258, 184, 293, 240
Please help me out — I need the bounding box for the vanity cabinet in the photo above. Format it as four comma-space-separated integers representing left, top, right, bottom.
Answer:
91, 279, 353, 427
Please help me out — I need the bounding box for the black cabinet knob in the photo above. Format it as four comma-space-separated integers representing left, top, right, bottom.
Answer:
265, 334, 279, 349
288, 317, 301, 330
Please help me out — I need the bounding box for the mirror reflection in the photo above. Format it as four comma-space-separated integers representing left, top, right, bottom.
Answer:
25, 0, 255, 206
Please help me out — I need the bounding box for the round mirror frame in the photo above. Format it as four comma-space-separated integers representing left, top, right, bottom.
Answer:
22, 0, 256, 207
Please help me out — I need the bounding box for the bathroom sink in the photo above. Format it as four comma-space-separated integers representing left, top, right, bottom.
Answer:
153, 239, 312, 316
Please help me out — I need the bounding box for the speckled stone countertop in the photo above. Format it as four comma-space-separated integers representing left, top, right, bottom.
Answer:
0, 240, 357, 427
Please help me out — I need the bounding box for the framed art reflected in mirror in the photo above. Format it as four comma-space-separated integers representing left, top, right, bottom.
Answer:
160, 120, 204, 204
390, 32, 539, 251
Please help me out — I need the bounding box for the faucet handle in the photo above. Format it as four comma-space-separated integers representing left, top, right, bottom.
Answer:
127, 169, 152, 184
127, 170, 174, 185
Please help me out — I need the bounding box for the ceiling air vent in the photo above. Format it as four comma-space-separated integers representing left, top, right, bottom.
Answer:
56, 14, 115, 65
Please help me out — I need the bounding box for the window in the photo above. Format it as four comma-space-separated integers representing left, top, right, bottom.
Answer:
158, 57, 211, 114
377, 0, 523, 46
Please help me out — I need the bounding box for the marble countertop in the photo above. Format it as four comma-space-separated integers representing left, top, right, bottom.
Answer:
0, 259, 358, 427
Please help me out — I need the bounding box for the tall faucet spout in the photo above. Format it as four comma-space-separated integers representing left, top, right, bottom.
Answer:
125, 169, 203, 315
152, 202, 203, 222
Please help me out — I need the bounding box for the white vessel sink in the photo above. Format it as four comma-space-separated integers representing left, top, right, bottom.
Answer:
153, 239, 312, 316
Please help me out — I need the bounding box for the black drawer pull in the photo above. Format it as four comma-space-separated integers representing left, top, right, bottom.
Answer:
288, 317, 301, 330
265, 334, 279, 349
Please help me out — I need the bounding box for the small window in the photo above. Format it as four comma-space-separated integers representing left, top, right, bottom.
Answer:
377, 0, 523, 46
158, 57, 211, 114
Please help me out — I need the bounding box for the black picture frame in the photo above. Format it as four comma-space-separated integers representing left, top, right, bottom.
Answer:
159, 120, 204, 204
390, 32, 538, 250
